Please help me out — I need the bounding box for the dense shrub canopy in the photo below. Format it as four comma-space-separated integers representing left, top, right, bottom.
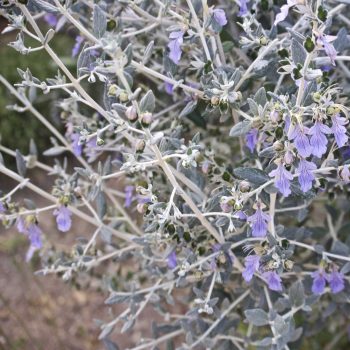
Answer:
1, 0, 350, 348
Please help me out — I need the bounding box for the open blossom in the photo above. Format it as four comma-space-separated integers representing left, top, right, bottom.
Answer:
311, 268, 327, 295
309, 121, 331, 158
167, 251, 177, 269
72, 35, 84, 57
297, 159, 317, 192
71, 133, 83, 157
269, 163, 293, 197
124, 186, 134, 208
242, 255, 260, 282
317, 35, 337, 66
263, 271, 282, 291
54, 205, 72, 232
213, 9, 227, 26
168, 31, 184, 65
16, 218, 43, 261
238, 0, 248, 16
331, 114, 349, 148
288, 123, 311, 158
274, 0, 297, 26
26, 223, 43, 261
44, 14, 58, 27
245, 128, 258, 153
328, 269, 345, 294
247, 206, 269, 237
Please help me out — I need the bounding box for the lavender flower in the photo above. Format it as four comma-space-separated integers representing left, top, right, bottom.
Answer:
165, 82, 174, 95
339, 165, 350, 183
213, 9, 227, 26
16, 216, 26, 234
125, 185, 134, 208
263, 271, 282, 291
288, 123, 311, 158
309, 121, 331, 158
297, 159, 317, 193
0, 202, 5, 213
317, 35, 337, 66
167, 251, 177, 269
71, 133, 83, 157
247, 206, 269, 237
331, 114, 348, 148
53, 205, 72, 232
72, 35, 84, 58
311, 268, 327, 295
242, 255, 260, 282
238, 0, 248, 16
26, 223, 43, 261
269, 163, 293, 197
168, 31, 184, 65
245, 128, 258, 153
328, 269, 345, 294
44, 14, 58, 27
274, 0, 297, 26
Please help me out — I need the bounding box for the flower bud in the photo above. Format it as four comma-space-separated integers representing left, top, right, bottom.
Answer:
119, 90, 129, 102
284, 259, 294, 271
239, 180, 251, 193
140, 112, 153, 126
108, 84, 118, 96
211, 96, 220, 105
270, 110, 281, 123
125, 106, 138, 122
273, 141, 284, 151
201, 160, 212, 174
97, 137, 105, 146
135, 139, 146, 153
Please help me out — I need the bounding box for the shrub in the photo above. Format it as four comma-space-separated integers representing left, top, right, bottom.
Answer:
1, 0, 350, 349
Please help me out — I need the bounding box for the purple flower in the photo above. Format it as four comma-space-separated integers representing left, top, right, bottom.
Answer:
72, 35, 84, 58
340, 165, 350, 183
26, 223, 43, 261
125, 185, 134, 208
71, 133, 83, 157
269, 163, 293, 197
311, 268, 327, 295
263, 271, 282, 291
274, 0, 297, 26
238, 0, 248, 16
165, 82, 174, 95
331, 114, 348, 148
233, 210, 247, 221
16, 216, 26, 234
309, 121, 331, 158
168, 31, 184, 65
245, 128, 258, 153
0, 202, 5, 213
167, 251, 177, 269
288, 124, 311, 158
53, 205, 72, 232
213, 9, 227, 26
247, 206, 269, 237
44, 14, 58, 27
297, 159, 317, 192
242, 255, 260, 282
317, 35, 337, 66
328, 269, 345, 294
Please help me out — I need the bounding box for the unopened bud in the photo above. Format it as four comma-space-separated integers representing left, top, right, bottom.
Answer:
239, 180, 251, 193
119, 90, 129, 102
125, 106, 138, 122
140, 112, 153, 126
273, 141, 284, 151
135, 139, 146, 153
